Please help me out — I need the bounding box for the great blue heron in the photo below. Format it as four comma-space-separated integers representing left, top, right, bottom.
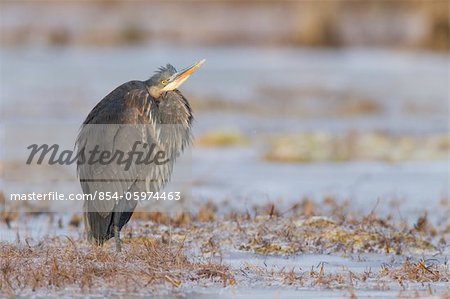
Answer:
75, 59, 205, 251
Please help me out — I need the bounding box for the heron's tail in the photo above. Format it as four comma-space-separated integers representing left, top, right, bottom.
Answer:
83, 203, 114, 245
83, 200, 136, 245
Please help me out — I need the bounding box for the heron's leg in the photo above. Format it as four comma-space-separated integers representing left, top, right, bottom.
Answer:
113, 212, 122, 252
114, 225, 121, 252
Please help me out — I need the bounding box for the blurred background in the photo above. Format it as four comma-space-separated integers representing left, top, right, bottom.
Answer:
0, 1, 449, 236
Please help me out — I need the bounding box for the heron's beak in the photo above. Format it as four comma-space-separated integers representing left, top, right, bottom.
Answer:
163, 59, 206, 91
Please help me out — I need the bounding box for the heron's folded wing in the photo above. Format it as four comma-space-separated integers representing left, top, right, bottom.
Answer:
76, 89, 158, 216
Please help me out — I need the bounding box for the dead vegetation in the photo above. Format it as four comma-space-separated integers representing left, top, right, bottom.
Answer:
264, 132, 450, 163
379, 259, 449, 285
242, 258, 449, 290
1, 197, 449, 296
196, 129, 249, 148
125, 197, 448, 258
0, 236, 234, 296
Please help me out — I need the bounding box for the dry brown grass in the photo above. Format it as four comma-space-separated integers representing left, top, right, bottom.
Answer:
0, 236, 234, 296
1, 197, 449, 295
243, 258, 449, 290
124, 197, 448, 257
131, 200, 217, 226
196, 129, 249, 148
379, 260, 449, 285
264, 132, 450, 163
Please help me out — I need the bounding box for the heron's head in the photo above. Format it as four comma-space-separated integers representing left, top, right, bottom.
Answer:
147, 59, 205, 99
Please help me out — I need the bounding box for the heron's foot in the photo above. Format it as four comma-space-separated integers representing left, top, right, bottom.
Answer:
114, 225, 122, 252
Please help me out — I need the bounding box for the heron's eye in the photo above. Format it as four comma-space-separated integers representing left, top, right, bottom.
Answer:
161, 80, 167, 85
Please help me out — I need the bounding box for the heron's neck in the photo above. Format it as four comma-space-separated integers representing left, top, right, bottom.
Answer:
142, 77, 161, 98
147, 85, 163, 99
